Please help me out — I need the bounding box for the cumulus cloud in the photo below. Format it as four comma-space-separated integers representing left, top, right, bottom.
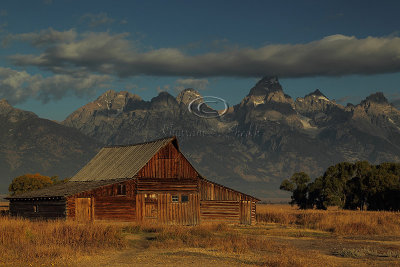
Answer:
8, 30, 400, 78
80, 13, 115, 27
0, 67, 111, 104
174, 78, 209, 91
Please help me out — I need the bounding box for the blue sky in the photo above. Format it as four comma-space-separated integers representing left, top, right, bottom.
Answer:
1, 0, 400, 120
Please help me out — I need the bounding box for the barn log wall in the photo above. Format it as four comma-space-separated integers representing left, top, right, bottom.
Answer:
137, 178, 198, 193
137, 143, 199, 179
199, 178, 253, 201
200, 200, 240, 223
67, 180, 136, 221
199, 179, 256, 225
9, 199, 66, 219
136, 192, 200, 225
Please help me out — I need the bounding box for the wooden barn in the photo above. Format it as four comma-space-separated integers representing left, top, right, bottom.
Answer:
7, 137, 259, 225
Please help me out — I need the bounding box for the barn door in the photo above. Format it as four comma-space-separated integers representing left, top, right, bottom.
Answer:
75, 198, 93, 222
144, 194, 158, 222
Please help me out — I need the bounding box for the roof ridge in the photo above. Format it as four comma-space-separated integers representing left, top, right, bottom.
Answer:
104, 136, 176, 148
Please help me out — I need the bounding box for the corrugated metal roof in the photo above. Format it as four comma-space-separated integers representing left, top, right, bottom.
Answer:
70, 136, 176, 182
6, 179, 131, 199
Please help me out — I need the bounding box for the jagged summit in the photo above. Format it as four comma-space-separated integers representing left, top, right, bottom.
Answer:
150, 91, 178, 108
305, 89, 326, 98
0, 98, 10, 106
92, 90, 142, 111
363, 92, 388, 104
97, 90, 141, 101
176, 88, 202, 105
248, 76, 283, 96
0, 99, 12, 112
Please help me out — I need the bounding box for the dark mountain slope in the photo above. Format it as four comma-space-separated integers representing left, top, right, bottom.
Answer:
0, 99, 100, 193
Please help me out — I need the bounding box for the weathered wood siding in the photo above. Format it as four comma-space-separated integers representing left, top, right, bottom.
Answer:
137, 178, 198, 193
239, 200, 252, 225
9, 199, 66, 219
199, 178, 254, 201
199, 179, 256, 225
251, 201, 256, 225
136, 193, 200, 225
137, 143, 199, 179
200, 200, 240, 223
67, 180, 136, 221
75, 198, 93, 222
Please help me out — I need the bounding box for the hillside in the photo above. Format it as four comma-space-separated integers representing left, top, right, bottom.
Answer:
0, 99, 101, 193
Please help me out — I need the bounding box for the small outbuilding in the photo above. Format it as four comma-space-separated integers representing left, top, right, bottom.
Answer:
7, 137, 259, 225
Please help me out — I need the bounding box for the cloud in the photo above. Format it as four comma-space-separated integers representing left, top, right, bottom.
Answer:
4, 28, 77, 47
0, 9, 7, 16
0, 67, 111, 104
80, 13, 115, 27
8, 30, 400, 78
174, 78, 209, 91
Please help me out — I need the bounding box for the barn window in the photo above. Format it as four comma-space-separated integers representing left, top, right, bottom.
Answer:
33, 205, 39, 213
181, 195, 189, 202
172, 195, 179, 202
117, 184, 126, 195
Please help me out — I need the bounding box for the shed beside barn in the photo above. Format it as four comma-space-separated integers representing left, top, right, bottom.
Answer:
7, 137, 259, 225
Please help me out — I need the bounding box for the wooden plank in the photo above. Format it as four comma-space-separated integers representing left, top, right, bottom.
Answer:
75, 198, 92, 222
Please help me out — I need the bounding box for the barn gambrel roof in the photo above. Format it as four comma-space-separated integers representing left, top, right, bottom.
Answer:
70, 136, 177, 182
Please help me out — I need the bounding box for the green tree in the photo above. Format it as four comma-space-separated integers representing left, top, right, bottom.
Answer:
365, 163, 400, 210
307, 176, 326, 209
282, 161, 400, 211
8, 173, 54, 196
280, 172, 310, 209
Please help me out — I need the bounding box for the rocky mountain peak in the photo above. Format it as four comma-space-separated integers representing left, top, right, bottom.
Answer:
176, 88, 202, 106
363, 92, 388, 104
0, 99, 12, 113
150, 91, 178, 109
305, 89, 326, 98
94, 90, 142, 111
248, 76, 283, 97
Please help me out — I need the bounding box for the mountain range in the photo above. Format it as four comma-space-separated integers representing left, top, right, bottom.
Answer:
1, 76, 400, 200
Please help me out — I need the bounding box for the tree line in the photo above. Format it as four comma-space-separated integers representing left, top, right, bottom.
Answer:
8, 173, 69, 196
280, 161, 400, 211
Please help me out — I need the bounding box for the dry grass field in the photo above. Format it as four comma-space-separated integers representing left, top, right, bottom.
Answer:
1, 204, 400, 266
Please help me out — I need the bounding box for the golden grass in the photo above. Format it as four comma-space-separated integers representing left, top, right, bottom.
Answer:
116, 221, 332, 267
2, 205, 400, 266
256, 204, 400, 235
0, 216, 126, 266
